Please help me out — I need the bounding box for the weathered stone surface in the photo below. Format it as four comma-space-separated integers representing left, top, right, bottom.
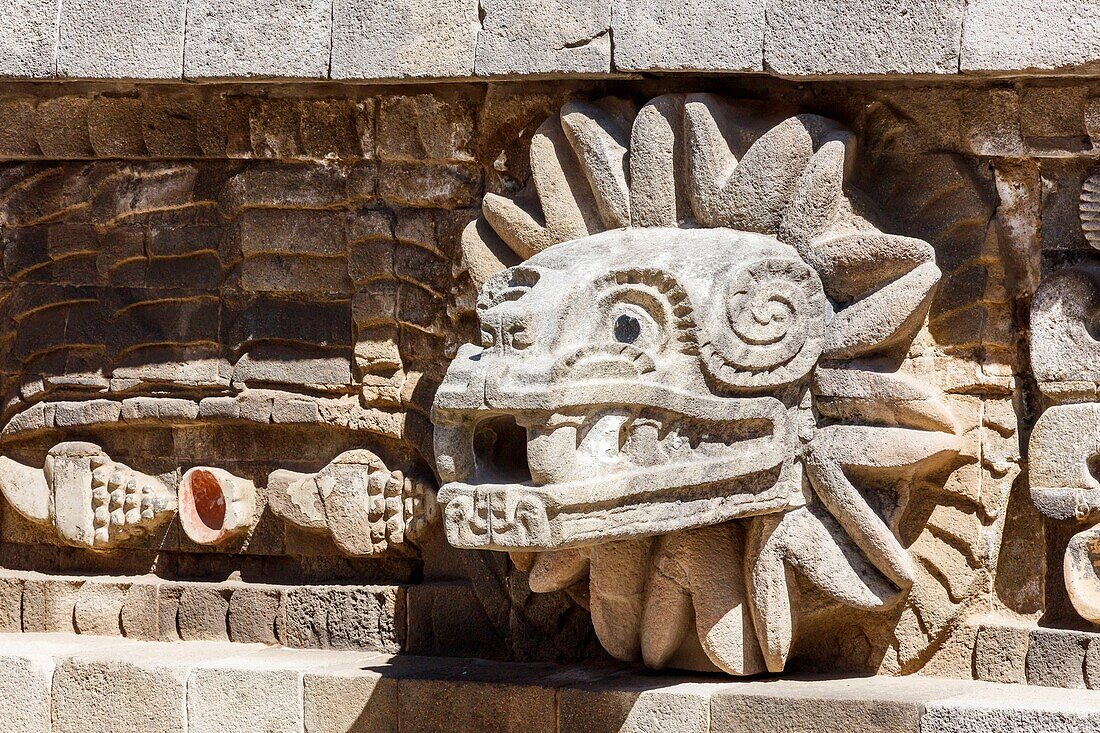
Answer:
187, 663, 301, 733
475, 0, 611, 75
436, 94, 965, 676
711, 677, 961, 733
184, 0, 332, 78
303, 665, 399, 733
611, 0, 764, 72
331, 0, 478, 79
1026, 628, 1090, 689
922, 684, 1100, 732
559, 678, 711, 733
57, 0, 185, 78
962, 0, 1100, 74
228, 585, 284, 644
0, 650, 53, 732
177, 585, 232, 641
764, 0, 964, 75
73, 581, 127, 636
0, 0, 58, 77
973, 623, 1030, 684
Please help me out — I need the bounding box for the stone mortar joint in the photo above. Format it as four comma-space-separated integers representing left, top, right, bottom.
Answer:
268, 449, 438, 556
178, 466, 259, 546
0, 442, 177, 550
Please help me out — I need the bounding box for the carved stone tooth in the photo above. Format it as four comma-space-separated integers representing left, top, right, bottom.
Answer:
178, 466, 257, 546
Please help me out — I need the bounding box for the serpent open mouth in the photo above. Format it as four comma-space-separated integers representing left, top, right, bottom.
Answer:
434, 388, 802, 550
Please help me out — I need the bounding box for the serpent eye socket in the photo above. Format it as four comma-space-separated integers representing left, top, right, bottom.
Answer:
608, 303, 661, 351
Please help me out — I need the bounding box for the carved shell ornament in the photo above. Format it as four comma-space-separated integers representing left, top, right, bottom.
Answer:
431, 95, 965, 674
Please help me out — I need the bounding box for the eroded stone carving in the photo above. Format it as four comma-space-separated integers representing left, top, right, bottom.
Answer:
269, 449, 437, 556
0, 442, 177, 549
434, 94, 965, 674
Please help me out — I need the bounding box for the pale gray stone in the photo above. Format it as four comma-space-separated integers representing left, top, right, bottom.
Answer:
187, 665, 301, 733
0, 0, 58, 77
922, 685, 1100, 732
475, 0, 611, 75
962, 0, 1100, 74
764, 0, 964, 75
612, 0, 765, 72
0, 652, 54, 732
184, 0, 332, 79
58, 0, 184, 79
53, 654, 189, 733
331, 0, 478, 80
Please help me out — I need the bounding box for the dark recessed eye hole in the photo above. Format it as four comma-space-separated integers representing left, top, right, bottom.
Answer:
614, 314, 642, 344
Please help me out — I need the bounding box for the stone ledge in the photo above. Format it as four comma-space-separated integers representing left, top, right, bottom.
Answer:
0, 633, 1098, 732
7, 0, 1100, 81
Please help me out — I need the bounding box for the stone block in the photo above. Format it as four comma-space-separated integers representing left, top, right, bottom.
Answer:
176, 585, 231, 641
283, 585, 404, 652
57, 0, 185, 79
559, 678, 711, 733
612, 0, 765, 72
962, 0, 1100, 74
0, 576, 23, 632
0, 0, 58, 77
238, 209, 346, 257
922, 685, 1100, 732
303, 666, 398, 733
22, 578, 83, 633
973, 623, 1030, 684
331, 0, 478, 79
1026, 628, 1090, 688
710, 677, 962, 733
378, 95, 475, 163
475, 0, 611, 75
158, 582, 183, 641
121, 581, 160, 641
73, 581, 127, 636
87, 96, 146, 156
53, 652, 189, 733
0, 651, 55, 732
184, 0, 332, 79
397, 662, 559, 733
187, 664, 302, 733
240, 255, 351, 294
378, 162, 480, 209
764, 0, 964, 75
405, 582, 506, 658
228, 585, 284, 644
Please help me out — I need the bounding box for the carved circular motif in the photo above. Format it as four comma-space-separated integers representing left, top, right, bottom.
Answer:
703, 257, 826, 389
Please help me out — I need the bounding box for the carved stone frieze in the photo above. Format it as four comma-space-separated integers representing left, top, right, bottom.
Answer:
432, 94, 973, 675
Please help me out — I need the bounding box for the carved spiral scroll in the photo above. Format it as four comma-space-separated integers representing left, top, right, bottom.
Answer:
703, 257, 826, 389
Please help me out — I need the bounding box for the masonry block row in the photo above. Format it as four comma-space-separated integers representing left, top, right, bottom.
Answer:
4, 0, 1100, 80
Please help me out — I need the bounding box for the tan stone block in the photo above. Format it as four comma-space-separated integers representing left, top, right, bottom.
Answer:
23, 578, 83, 633
53, 653, 189, 733
187, 665, 302, 733
559, 677, 711, 733
158, 582, 183, 641
0, 576, 24, 632
121, 580, 160, 641
974, 623, 1030, 684
710, 677, 963, 733
73, 581, 127, 636
922, 684, 1100, 732
303, 664, 398, 733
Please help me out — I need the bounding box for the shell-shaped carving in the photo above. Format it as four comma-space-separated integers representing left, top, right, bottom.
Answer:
1082, 167, 1100, 251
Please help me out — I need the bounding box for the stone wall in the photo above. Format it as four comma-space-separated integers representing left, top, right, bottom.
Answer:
4, 0, 1100, 80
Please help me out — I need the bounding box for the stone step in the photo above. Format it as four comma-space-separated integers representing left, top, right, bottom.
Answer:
2, 633, 1100, 733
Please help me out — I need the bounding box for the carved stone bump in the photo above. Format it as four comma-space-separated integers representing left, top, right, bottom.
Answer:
0, 442, 176, 549
1029, 404, 1100, 623
433, 94, 963, 675
268, 449, 437, 556
1031, 266, 1100, 401
178, 467, 258, 546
